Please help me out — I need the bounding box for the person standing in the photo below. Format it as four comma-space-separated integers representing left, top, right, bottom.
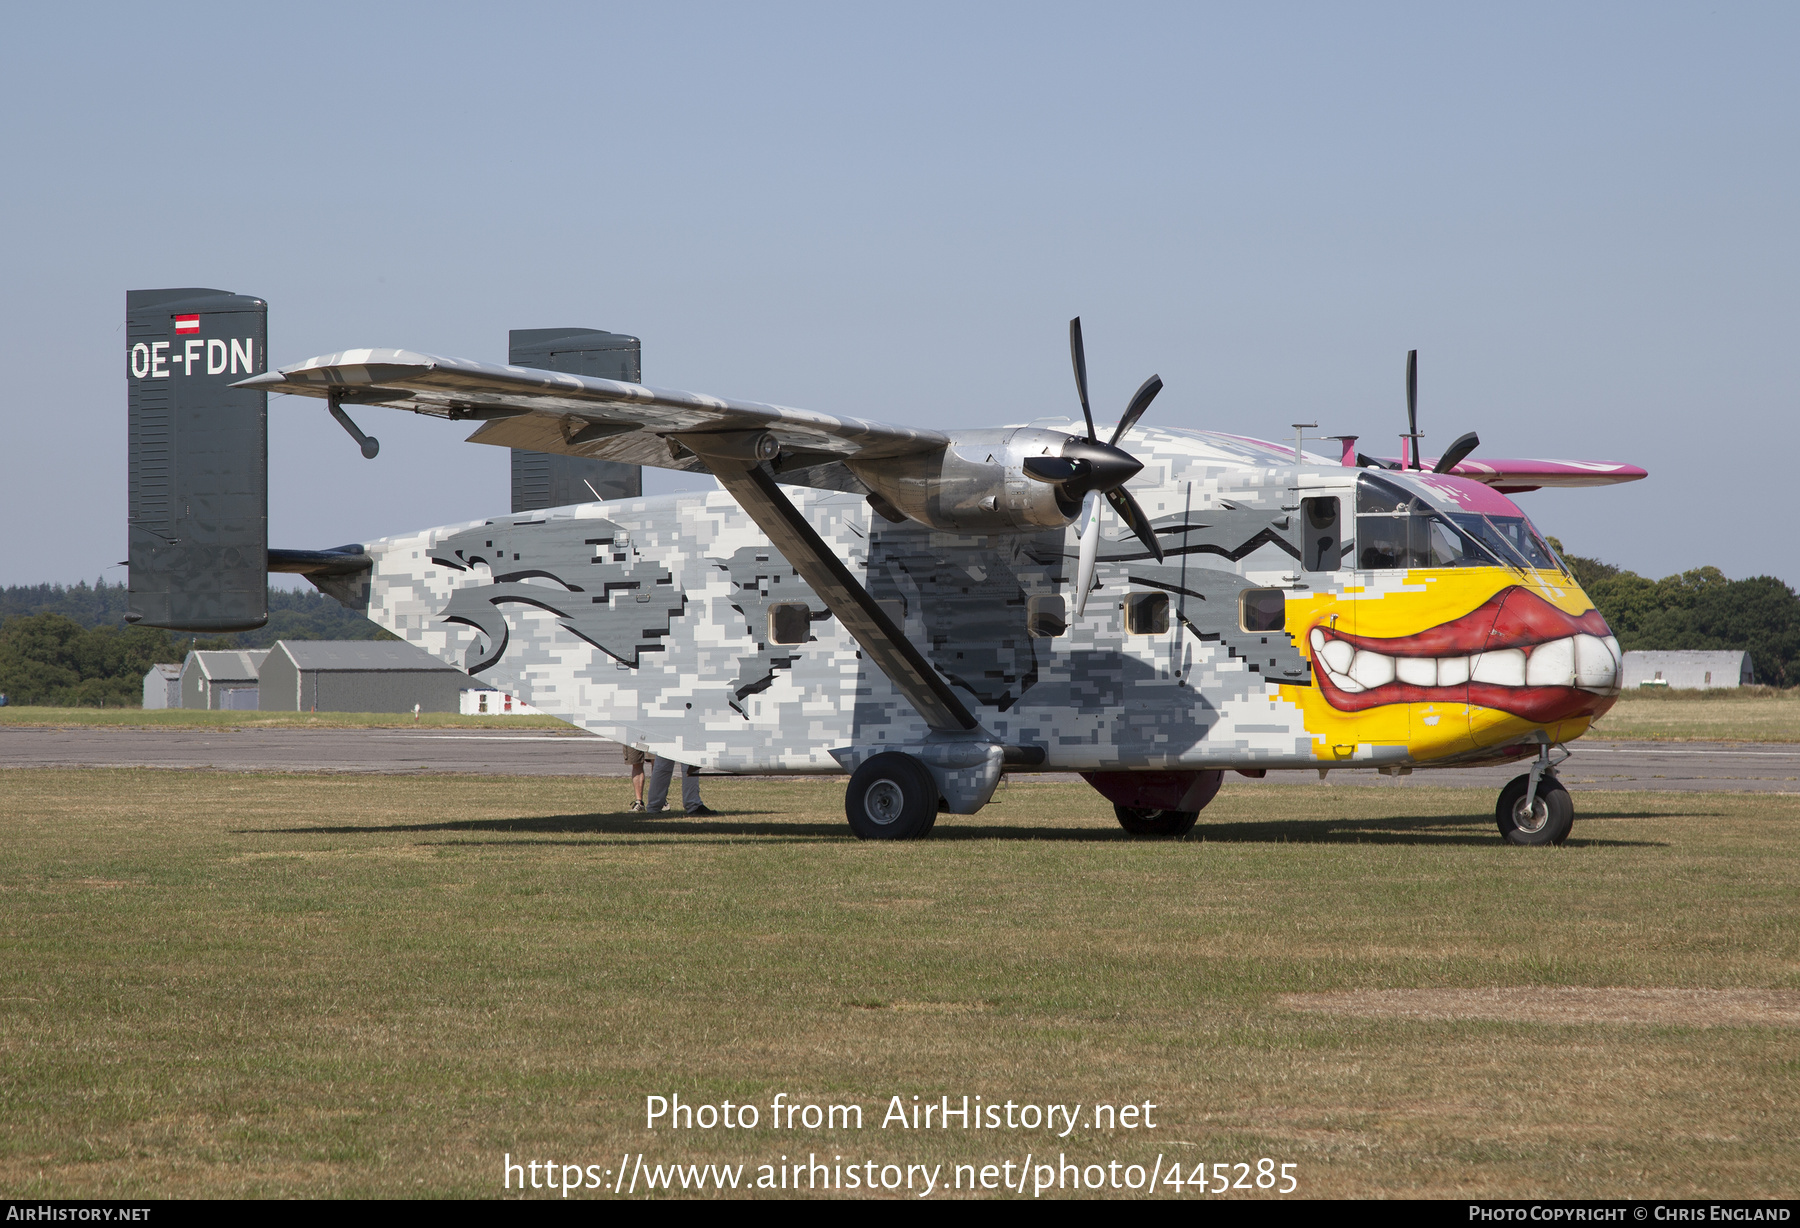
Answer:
623, 745, 648, 812
646, 755, 715, 816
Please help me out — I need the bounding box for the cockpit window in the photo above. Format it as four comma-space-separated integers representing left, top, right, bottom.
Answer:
1355, 474, 1499, 569
1450, 514, 1561, 572
1355, 474, 1429, 516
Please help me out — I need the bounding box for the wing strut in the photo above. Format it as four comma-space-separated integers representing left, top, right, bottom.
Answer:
677, 431, 979, 734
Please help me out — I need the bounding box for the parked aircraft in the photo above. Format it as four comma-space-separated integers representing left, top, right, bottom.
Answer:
125, 289, 1646, 844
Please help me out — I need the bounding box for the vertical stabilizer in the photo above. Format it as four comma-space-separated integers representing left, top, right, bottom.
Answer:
125, 287, 269, 631
508, 327, 643, 510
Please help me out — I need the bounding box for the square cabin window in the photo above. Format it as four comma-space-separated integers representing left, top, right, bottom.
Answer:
1124, 591, 1169, 635
1027, 594, 1067, 638
1240, 588, 1286, 632
768, 603, 811, 645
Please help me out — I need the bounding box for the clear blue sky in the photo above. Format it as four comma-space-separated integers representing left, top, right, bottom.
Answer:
2, 2, 1793, 589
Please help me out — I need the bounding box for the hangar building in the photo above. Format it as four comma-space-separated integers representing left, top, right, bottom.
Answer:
259, 640, 472, 713
180, 651, 268, 710
1620, 650, 1754, 689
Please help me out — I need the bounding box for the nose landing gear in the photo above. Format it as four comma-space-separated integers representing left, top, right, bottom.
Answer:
1497, 741, 1574, 845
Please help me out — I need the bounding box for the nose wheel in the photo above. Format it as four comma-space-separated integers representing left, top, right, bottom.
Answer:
1496, 773, 1574, 845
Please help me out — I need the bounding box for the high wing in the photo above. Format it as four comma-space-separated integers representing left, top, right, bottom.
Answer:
1363, 454, 1648, 493
235, 348, 947, 491
239, 347, 984, 737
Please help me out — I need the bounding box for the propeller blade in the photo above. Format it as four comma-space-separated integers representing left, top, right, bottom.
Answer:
1433, 430, 1480, 473
1069, 317, 1097, 443
1405, 349, 1419, 469
1073, 491, 1102, 617
1023, 456, 1083, 483
1106, 486, 1165, 562
1108, 374, 1163, 447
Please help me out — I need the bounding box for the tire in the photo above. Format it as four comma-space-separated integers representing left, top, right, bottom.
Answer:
1113, 804, 1200, 839
845, 753, 939, 841
1496, 773, 1574, 846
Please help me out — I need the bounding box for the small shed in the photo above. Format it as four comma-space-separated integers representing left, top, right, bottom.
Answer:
259, 640, 471, 713
1620, 650, 1754, 690
179, 651, 268, 710
142, 663, 182, 709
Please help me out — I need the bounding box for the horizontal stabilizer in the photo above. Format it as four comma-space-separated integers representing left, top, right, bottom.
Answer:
268, 546, 371, 576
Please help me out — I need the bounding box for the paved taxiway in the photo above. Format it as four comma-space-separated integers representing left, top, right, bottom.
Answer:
0, 728, 1795, 793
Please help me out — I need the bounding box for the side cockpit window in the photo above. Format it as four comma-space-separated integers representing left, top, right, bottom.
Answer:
1355, 474, 1500, 570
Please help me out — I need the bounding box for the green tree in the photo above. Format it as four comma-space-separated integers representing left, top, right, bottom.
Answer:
0, 614, 236, 706
1546, 541, 1800, 685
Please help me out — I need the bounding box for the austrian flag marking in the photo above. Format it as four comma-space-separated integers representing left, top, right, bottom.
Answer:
174, 314, 200, 333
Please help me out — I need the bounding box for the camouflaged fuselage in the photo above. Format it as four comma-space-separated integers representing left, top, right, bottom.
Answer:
342, 426, 1618, 775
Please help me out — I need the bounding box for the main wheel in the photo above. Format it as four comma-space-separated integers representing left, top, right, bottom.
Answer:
845, 753, 940, 841
1496, 774, 1574, 846
1113, 804, 1200, 838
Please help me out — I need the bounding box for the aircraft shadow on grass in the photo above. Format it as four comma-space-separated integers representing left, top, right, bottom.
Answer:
243, 808, 1677, 847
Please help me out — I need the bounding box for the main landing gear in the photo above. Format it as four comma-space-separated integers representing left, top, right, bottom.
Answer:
1084, 770, 1224, 839
1112, 805, 1201, 838
845, 752, 940, 841
1496, 743, 1575, 846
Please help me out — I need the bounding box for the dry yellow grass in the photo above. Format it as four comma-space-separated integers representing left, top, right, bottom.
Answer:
0, 770, 1795, 1199
1591, 690, 1800, 742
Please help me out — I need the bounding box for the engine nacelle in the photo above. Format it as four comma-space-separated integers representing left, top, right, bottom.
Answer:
847, 427, 1084, 535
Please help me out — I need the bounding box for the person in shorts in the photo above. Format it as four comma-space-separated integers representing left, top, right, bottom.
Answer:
623, 744, 648, 812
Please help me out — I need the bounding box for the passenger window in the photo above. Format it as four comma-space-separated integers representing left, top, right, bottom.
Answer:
1124, 592, 1169, 635
1027, 594, 1067, 638
1240, 588, 1286, 632
1302, 496, 1341, 571
768, 603, 812, 645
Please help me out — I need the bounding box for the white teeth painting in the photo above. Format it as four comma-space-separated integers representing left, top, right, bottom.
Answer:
1310, 629, 1622, 699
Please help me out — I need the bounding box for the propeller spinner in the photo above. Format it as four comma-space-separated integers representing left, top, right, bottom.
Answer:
1023, 318, 1166, 616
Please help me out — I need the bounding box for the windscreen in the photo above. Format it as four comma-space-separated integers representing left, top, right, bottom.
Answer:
1355, 473, 1566, 573
1445, 513, 1562, 571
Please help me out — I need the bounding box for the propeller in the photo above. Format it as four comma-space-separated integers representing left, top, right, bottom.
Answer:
1022, 317, 1165, 616
1405, 349, 1420, 468
1434, 430, 1481, 474
1398, 349, 1481, 474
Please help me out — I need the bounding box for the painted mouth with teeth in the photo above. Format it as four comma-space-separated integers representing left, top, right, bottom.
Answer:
1310, 587, 1623, 723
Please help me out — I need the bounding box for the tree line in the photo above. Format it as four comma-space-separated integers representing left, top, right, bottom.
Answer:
0, 580, 393, 707
1549, 543, 1798, 686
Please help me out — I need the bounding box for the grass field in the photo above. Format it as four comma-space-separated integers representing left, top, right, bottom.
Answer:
1589, 688, 1800, 742
1, 770, 1794, 1199
0, 707, 577, 731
